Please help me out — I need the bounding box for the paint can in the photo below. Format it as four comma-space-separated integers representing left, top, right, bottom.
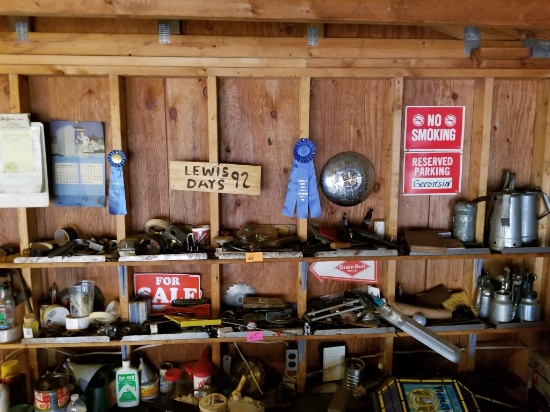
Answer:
33, 373, 70, 411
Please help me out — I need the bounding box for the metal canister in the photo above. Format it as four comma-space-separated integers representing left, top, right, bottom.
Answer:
489, 291, 513, 324
451, 201, 477, 243
343, 358, 365, 391
33, 373, 70, 411
159, 362, 174, 394
518, 291, 541, 322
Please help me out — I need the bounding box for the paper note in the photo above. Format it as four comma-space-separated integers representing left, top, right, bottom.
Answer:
246, 331, 264, 342
0, 129, 35, 173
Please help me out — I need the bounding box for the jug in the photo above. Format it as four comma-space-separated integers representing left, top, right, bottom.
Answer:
520, 189, 550, 246
487, 171, 522, 251
476, 170, 550, 250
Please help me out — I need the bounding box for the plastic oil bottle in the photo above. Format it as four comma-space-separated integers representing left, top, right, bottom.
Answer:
116, 359, 140, 407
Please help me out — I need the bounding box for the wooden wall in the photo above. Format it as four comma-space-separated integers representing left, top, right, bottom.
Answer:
1, 16, 549, 386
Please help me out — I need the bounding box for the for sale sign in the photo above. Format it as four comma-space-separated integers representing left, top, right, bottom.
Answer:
309, 261, 378, 282
404, 106, 465, 151
134, 273, 201, 311
403, 152, 462, 195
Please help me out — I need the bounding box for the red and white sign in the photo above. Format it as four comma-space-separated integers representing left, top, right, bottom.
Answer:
309, 261, 378, 282
404, 106, 465, 151
403, 152, 462, 195
134, 273, 201, 311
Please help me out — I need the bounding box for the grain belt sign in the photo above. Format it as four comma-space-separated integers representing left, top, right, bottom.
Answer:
403, 106, 465, 195
170, 161, 261, 195
309, 261, 378, 282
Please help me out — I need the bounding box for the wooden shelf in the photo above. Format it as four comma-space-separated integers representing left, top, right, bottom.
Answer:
1, 250, 549, 269
1, 323, 546, 351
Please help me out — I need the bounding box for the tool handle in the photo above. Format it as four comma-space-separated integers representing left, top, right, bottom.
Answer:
330, 242, 352, 250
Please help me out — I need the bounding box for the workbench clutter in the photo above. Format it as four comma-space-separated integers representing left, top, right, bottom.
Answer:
451, 169, 550, 253
475, 266, 544, 326
0, 269, 33, 343
306, 212, 405, 257
12, 226, 118, 264
303, 285, 474, 363
117, 219, 211, 262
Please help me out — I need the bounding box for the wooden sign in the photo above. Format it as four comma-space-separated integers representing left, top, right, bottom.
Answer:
170, 161, 261, 195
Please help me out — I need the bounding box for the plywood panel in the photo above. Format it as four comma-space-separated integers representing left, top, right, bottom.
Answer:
185, 21, 303, 37
487, 79, 537, 191
28, 76, 115, 240
309, 79, 391, 229
165, 78, 210, 226
125, 77, 170, 233
218, 78, 300, 229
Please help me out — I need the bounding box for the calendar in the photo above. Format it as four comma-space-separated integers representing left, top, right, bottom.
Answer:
50, 120, 106, 207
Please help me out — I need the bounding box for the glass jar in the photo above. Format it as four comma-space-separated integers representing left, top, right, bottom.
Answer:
23, 313, 39, 338
163, 368, 181, 396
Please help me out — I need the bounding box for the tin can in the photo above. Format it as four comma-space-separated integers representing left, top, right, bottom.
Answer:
34, 373, 70, 411
451, 201, 477, 243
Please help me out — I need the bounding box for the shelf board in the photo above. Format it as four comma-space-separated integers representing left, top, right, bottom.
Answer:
1, 323, 546, 350
1, 249, 550, 269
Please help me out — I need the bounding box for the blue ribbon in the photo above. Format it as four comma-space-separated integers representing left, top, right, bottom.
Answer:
283, 138, 321, 218
108, 150, 127, 215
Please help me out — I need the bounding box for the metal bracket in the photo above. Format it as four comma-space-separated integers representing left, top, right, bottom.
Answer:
307, 25, 319, 46
523, 38, 550, 58
15, 20, 29, 43
158, 19, 181, 44
464, 27, 481, 56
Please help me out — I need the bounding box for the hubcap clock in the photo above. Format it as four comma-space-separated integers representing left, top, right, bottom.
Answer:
320, 151, 375, 206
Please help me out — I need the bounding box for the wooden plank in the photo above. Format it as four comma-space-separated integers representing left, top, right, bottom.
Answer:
124, 77, 170, 234
487, 80, 538, 190
532, 80, 550, 322
0, 33, 477, 59
185, 21, 304, 37
4, 64, 550, 79
207, 76, 221, 322
385, 77, 403, 239
471, 47, 532, 60
218, 78, 299, 228
169, 161, 262, 195
2, 0, 550, 28
6, 54, 550, 71
109, 75, 129, 242
470, 78, 494, 243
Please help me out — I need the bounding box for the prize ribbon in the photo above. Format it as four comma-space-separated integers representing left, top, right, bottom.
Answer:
108, 150, 127, 215
283, 138, 321, 218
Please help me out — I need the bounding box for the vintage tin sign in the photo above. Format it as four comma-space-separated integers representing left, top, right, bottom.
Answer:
134, 273, 201, 311
402, 151, 462, 195
309, 261, 377, 282
404, 106, 465, 151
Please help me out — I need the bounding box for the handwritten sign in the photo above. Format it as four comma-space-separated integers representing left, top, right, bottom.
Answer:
246, 331, 264, 342
170, 161, 261, 195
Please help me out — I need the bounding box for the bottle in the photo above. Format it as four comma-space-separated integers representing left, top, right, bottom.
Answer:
67, 393, 87, 411
0, 285, 15, 330
116, 359, 140, 407
22, 313, 39, 338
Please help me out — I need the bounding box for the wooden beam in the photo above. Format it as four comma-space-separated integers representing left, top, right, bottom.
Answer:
1, 64, 550, 79
2, 0, 550, 28
0, 33, 473, 59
